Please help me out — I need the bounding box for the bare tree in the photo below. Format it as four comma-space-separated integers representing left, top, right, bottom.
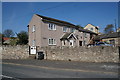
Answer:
104, 24, 114, 34
3, 29, 14, 37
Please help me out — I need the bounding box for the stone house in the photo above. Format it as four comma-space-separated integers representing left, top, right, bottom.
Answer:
28, 14, 97, 54
84, 24, 99, 34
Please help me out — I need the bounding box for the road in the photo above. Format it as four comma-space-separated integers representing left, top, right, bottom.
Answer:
1, 59, 119, 79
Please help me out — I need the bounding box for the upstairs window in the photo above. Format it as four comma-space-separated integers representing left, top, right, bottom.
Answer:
70, 28, 75, 33
32, 25, 35, 32
48, 38, 56, 45
90, 28, 93, 31
63, 27, 67, 32
48, 23, 56, 30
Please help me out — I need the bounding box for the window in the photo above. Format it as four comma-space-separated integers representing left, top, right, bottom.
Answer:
48, 38, 56, 45
70, 28, 75, 33
63, 27, 67, 32
84, 33, 87, 38
32, 25, 35, 32
48, 23, 56, 30
32, 40, 35, 46
90, 28, 93, 31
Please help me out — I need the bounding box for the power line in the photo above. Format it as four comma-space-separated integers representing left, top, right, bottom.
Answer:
39, 3, 67, 12
4, 3, 67, 23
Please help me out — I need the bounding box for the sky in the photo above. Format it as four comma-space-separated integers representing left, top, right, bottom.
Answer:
2, 2, 119, 35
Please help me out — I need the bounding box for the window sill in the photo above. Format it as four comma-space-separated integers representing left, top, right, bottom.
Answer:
63, 31, 67, 33
48, 44, 57, 46
49, 29, 56, 31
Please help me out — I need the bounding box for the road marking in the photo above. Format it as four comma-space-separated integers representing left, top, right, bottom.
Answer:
2, 62, 118, 74
1, 75, 13, 78
1, 75, 21, 80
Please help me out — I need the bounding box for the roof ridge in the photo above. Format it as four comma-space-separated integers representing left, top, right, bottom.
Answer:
35, 14, 75, 26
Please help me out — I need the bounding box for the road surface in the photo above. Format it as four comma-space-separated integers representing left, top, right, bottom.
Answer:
1, 59, 119, 79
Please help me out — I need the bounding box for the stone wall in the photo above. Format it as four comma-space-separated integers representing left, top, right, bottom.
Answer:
1, 45, 29, 59
1, 45, 119, 63
38, 46, 119, 63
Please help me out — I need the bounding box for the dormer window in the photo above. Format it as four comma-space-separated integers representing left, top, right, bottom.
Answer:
48, 23, 56, 30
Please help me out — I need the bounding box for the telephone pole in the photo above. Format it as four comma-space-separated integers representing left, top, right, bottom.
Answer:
114, 19, 117, 32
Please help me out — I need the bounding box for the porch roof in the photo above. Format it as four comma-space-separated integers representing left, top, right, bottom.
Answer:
60, 33, 77, 40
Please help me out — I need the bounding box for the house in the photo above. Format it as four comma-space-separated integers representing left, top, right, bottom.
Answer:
94, 32, 120, 46
117, 27, 120, 32
3, 37, 10, 45
2, 37, 18, 45
28, 14, 97, 54
84, 24, 99, 34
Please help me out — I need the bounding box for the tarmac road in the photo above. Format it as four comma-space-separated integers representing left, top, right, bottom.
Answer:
1, 59, 119, 79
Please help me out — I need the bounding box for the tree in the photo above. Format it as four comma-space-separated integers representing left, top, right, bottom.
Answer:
3, 29, 14, 37
0, 33, 4, 45
16, 31, 28, 45
9, 37, 18, 46
0, 33, 2, 45
104, 24, 114, 34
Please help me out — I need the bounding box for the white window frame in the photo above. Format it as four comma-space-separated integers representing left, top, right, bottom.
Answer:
48, 23, 56, 30
48, 38, 56, 45
32, 25, 35, 32
63, 27, 67, 32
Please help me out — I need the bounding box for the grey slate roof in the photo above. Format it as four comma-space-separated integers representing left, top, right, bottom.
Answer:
94, 32, 120, 40
36, 14, 76, 27
36, 14, 97, 35
60, 33, 72, 40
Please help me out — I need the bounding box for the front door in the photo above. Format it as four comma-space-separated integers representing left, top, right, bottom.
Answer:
30, 46, 36, 54
79, 41, 82, 46
70, 40, 74, 46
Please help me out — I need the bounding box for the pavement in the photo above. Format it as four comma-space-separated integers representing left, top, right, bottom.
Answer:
1, 59, 120, 79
